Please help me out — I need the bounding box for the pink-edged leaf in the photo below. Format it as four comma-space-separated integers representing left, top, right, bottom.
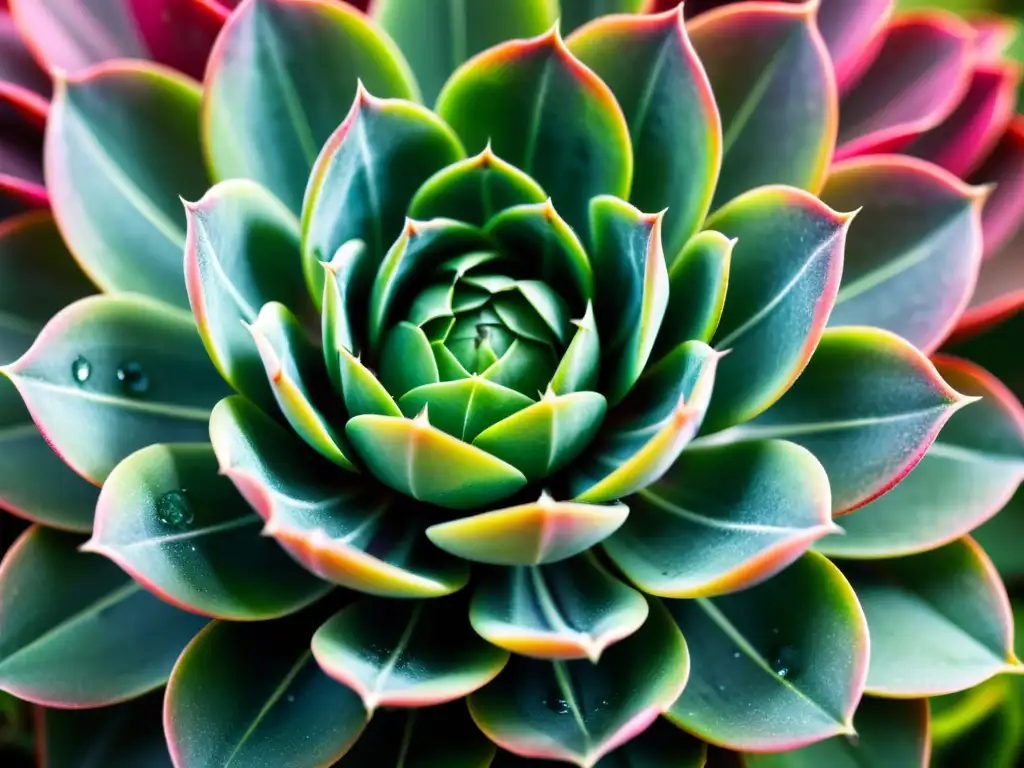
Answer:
956, 228, 1024, 339
0, 10, 49, 126
815, 0, 894, 92
971, 116, 1024, 260
836, 12, 974, 160
0, 123, 44, 214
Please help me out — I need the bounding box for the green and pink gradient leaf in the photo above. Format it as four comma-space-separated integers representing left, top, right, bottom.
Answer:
666, 552, 868, 751
210, 396, 469, 597
2, 294, 230, 484
184, 178, 313, 409
835, 13, 974, 160
702, 186, 849, 432
687, 2, 837, 209
0, 11, 50, 126
818, 355, 1024, 559
604, 439, 836, 599
468, 596, 688, 767
312, 596, 509, 713
45, 61, 209, 309
568, 7, 720, 259
813, 0, 893, 91
840, 537, 1018, 697
165, 609, 367, 767
822, 156, 985, 354
203, 0, 417, 215
436, 27, 632, 242
373, 0, 555, 105
0, 526, 208, 707
300, 87, 463, 306
743, 697, 930, 768
470, 553, 649, 662
730, 327, 968, 516
87, 443, 331, 621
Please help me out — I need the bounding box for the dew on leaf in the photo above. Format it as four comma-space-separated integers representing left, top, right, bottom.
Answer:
116, 361, 149, 395
771, 645, 800, 680
545, 696, 571, 715
157, 490, 194, 529
71, 356, 91, 384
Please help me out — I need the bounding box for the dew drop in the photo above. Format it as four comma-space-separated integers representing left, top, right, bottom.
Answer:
771, 645, 800, 680
732, 652, 741, 659
544, 695, 571, 715
71, 356, 91, 384
156, 490, 194, 529
286, 694, 295, 703
116, 361, 149, 395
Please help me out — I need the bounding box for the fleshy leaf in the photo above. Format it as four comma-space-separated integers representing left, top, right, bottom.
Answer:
379, 321, 441, 397
813, 0, 894, 91
336, 348, 401, 418
165, 609, 367, 767
211, 396, 468, 597
470, 553, 648, 661
605, 439, 835, 599
469, 596, 688, 767
667, 552, 868, 751
2, 294, 230, 484
687, 2, 837, 208
0, 526, 207, 707
436, 27, 632, 241
822, 156, 985, 353
840, 537, 1017, 697
702, 186, 850, 432
203, 0, 417, 214
398, 377, 533, 442
321, 238, 374, 367
427, 493, 628, 566
969, 117, 1024, 262
46, 61, 209, 308
568, 7, 720, 258
550, 303, 600, 395
312, 596, 509, 713
88, 443, 331, 621
0, 11, 50, 125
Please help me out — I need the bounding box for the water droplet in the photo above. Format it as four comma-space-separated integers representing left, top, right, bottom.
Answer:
733, 652, 741, 659
544, 696, 570, 715
771, 645, 800, 680
71, 356, 91, 384
286, 694, 295, 703
116, 361, 149, 395
156, 490, 194, 530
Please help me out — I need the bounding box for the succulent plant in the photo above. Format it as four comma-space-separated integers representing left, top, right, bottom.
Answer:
0, 0, 1023, 766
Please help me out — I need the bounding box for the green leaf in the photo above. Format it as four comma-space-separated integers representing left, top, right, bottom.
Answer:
301, 87, 464, 307
473, 390, 608, 481
972, 487, 1024, 583
702, 186, 851, 432
550, 303, 601, 395
932, 675, 1024, 768
247, 301, 355, 470
346, 411, 528, 510
203, 0, 418, 214
87, 443, 330, 621
183, 178, 312, 408
0, 526, 207, 706
408, 145, 548, 226
321, 239, 373, 366
818, 355, 1024, 558
723, 327, 970, 515
688, 2, 837, 208
379, 321, 441, 397
427, 493, 628, 566
468, 596, 688, 766
572, 340, 720, 504
210, 396, 468, 598
743, 697, 930, 768
2, 294, 230, 484
470, 553, 648, 661
436, 28, 632, 241
588, 197, 668, 404
335, 347, 402, 418
666, 552, 868, 751
605, 439, 836, 599
47, 62, 208, 309
822, 156, 987, 353
839, 537, 1019, 697
398, 377, 534, 442
312, 597, 509, 713
568, 7, 721, 258
165, 609, 367, 767
373, 0, 556, 105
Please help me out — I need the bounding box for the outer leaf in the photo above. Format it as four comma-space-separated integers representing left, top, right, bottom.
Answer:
469, 596, 689, 767
436, 27, 632, 241
203, 0, 418, 214
822, 156, 986, 353
687, 2, 837, 208
702, 186, 850, 432
813, 0, 894, 91
969, 117, 1024, 261
165, 610, 367, 767
87, 443, 331, 621
210, 396, 468, 597
2, 294, 230, 484
312, 597, 509, 713
818, 356, 1024, 558
373, 0, 556, 104
0, 11, 50, 125
840, 537, 1018, 697
605, 439, 835, 599
568, 7, 721, 258
667, 552, 868, 751
0, 526, 207, 707
45, 61, 209, 308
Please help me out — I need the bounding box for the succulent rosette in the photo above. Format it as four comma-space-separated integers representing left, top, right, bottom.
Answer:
0, 0, 1022, 766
